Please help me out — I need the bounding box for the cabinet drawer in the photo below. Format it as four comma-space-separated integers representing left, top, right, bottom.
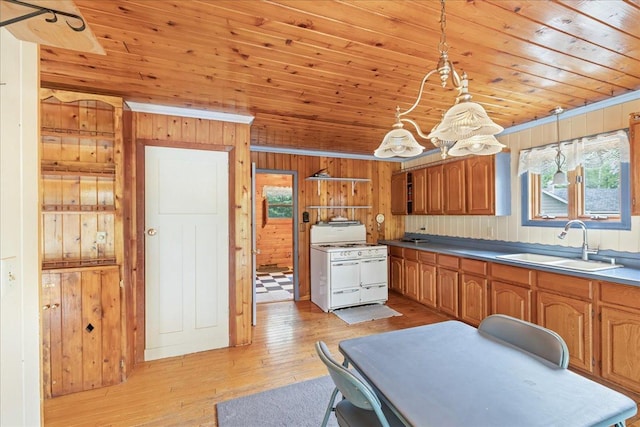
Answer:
460, 258, 487, 276
490, 263, 534, 287
389, 246, 404, 257
600, 282, 640, 310
537, 271, 592, 300
438, 254, 459, 269
404, 248, 419, 261
418, 251, 437, 264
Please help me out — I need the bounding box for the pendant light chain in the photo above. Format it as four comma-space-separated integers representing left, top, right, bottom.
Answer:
438, 0, 448, 55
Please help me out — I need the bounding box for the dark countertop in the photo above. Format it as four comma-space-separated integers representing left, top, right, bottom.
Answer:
381, 239, 640, 287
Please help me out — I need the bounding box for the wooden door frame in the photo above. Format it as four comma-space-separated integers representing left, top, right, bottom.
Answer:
132, 138, 236, 363
254, 168, 299, 301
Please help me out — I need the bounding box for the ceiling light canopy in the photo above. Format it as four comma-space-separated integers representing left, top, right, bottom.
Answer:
375, 0, 504, 159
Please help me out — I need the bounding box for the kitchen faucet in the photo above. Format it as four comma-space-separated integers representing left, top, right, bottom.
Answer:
558, 219, 598, 261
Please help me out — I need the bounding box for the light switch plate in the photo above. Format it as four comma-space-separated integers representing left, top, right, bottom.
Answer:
1, 256, 18, 299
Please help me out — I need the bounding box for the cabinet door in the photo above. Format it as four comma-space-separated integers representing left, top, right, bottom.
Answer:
412, 168, 427, 214
490, 281, 532, 322
601, 306, 640, 394
460, 273, 488, 326
465, 156, 495, 215
426, 165, 444, 214
391, 173, 408, 215
389, 256, 404, 293
418, 263, 437, 308
443, 160, 466, 214
42, 267, 121, 398
630, 113, 640, 215
537, 291, 593, 373
437, 268, 459, 317
404, 259, 419, 300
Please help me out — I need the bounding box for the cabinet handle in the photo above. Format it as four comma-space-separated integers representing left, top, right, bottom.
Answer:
51, 303, 60, 309
42, 304, 50, 310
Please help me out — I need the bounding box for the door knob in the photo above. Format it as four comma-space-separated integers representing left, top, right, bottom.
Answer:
147, 228, 157, 236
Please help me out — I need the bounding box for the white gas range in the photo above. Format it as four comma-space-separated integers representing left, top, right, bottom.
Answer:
310, 223, 388, 312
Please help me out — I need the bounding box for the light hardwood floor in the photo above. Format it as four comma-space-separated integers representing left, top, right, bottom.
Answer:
44, 293, 639, 427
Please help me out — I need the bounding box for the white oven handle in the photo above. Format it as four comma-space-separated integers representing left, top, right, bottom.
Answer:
334, 289, 359, 294
362, 284, 386, 289
332, 261, 359, 267
361, 258, 386, 264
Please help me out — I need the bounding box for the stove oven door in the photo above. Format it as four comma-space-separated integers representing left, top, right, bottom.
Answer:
330, 260, 361, 309
360, 257, 388, 304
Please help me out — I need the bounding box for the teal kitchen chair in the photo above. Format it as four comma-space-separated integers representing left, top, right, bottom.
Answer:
315, 341, 403, 427
479, 314, 570, 368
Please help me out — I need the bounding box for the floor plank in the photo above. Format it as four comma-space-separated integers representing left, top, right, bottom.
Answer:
43, 293, 639, 426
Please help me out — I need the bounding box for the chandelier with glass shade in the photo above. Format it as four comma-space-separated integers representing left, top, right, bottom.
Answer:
374, 0, 505, 159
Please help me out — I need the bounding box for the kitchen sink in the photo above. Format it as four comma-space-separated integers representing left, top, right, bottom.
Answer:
495, 253, 623, 272
401, 238, 429, 244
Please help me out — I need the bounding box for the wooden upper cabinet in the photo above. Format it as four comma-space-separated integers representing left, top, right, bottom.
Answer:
426, 165, 444, 214
391, 172, 408, 215
443, 160, 466, 214
411, 168, 427, 215
466, 156, 495, 215
630, 113, 639, 215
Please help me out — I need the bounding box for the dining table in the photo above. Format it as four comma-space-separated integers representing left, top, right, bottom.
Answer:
339, 320, 637, 427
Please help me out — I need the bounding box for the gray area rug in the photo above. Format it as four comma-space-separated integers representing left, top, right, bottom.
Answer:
217, 376, 339, 427
333, 304, 402, 325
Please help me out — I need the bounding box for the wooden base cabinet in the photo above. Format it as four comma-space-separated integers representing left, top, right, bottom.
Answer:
537, 291, 593, 372
536, 272, 594, 373
600, 282, 640, 394
436, 254, 460, 317
418, 251, 437, 308
490, 281, 532, 322
489, 263, 534, 322
404, 258, 420, 301
389, 250, 404, 294
42, 267, 122, 398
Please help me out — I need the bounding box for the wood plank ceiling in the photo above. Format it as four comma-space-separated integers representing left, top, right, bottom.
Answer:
36, 0, 640, 156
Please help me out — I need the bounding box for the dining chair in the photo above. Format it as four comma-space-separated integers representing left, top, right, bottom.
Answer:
315, 341, 403, 427
478, 314, 570, 368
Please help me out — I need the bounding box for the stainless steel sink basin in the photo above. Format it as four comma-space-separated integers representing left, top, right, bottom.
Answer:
495, 253, 623, 272
497, 253, 567, 264
401, 238, 429, 244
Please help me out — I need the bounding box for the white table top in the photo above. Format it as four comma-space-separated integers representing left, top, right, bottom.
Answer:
339, 321, 637, 427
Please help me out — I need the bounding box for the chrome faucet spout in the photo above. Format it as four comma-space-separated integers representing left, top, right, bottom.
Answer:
558, 220, 597, 261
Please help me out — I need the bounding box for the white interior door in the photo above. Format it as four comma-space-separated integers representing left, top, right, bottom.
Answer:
144, 146, 229, 361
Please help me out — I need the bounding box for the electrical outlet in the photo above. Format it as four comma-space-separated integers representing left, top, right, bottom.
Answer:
96, 231, 107, 244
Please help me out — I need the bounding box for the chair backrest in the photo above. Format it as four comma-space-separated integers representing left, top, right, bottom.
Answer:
478, 314, 570, 368
315, 341, 382, 411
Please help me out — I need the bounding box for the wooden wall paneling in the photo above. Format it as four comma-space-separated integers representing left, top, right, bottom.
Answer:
81, 270, 102, 390
228, 121, 252, 346
62, 213, 80, 261
80, 214, 97, 259
61, 135, 80, 161
61, 272, 83, 395
102, 267, 122, 385
122, 106, 136, 374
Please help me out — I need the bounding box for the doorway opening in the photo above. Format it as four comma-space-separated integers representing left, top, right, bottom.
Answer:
254, 171, 298, 304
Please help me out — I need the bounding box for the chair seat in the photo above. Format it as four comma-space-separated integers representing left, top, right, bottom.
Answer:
336, 399, 405, 427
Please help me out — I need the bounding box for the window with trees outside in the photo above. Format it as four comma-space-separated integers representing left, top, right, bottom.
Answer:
519, 130, 631, 230
263, 186, 293, 220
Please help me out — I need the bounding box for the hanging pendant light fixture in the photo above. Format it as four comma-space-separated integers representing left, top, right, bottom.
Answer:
375, 0, 504, 159
550, 106, 568, 185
